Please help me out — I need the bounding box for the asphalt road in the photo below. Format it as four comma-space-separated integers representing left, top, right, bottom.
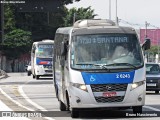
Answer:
0, 73, 160, 120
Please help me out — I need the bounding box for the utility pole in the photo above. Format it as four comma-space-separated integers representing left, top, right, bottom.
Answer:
115, 0, 118, 25
145, 21, 150, 38
73, 13, 76, 25
0, 2, 4, 43
144, 21, 150, 63
157, 29, 159, 62
109, 0, 111, 20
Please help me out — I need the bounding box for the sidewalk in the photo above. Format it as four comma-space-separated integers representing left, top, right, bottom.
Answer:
0, 70, 8, 79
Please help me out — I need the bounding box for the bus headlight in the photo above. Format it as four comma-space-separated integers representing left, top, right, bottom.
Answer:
131, 81, 145, 91
70, 82, 88, 92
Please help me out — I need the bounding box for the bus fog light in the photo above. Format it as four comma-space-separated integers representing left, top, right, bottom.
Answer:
138, 96, 142, 101
76, 97, 81, 103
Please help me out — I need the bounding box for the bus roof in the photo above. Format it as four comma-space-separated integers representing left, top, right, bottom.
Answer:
33, 39, 54, 45
56, 19, 137, 35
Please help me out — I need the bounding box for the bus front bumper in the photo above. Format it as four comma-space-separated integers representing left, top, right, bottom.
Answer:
69, 84, 145, 109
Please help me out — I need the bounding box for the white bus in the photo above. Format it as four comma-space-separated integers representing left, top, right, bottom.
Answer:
31, 39, 54, 79
53, 19, 150, 118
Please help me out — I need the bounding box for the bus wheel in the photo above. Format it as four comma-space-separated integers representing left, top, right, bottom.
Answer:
155, 91, 159, 94
55, 86, 59, 100
71, 108, 79, 118
33, 75, 35, 79
59, 100, 66, 111
35, 75, 39, 79
66, 92, 70, 111
132, 106, 142, 114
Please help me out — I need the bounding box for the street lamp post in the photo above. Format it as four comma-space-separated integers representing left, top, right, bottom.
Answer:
115, 0, 117, 22
157, 29, 159, 62
109, 0, 111, 20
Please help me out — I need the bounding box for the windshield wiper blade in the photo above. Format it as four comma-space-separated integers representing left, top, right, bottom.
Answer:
104, 63, 137, 69
75, 63, 94, 65
75, 63, 110, 70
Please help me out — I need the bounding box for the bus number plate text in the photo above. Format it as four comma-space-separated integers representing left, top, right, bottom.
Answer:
103, 92, 117, 97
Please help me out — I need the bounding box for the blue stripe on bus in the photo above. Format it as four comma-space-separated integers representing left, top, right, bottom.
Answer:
81, 71, 135, 84
36, 58, 52, 65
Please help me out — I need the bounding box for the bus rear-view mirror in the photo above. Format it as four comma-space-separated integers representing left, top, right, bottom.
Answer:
142, 38, 151, 50
61, 41, 67, 56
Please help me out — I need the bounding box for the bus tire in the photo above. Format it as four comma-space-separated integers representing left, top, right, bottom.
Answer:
59, 101, 66, 111
27, 71, 31, 76
66, 92, 70, 111
133, 106, 142, 114
56, 86, 59, 100
35, 75, 39, 79
71, 109, 79, 118
33, 75, 35, 78
155, 91, 159, 94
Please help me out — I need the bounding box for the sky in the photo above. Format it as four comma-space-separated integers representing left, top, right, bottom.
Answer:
66, 0, 160, 29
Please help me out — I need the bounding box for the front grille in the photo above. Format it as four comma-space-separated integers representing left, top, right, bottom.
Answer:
91, 84, 127, 103
91, 84, 128, 92
44, 65, 52, 69
95, 96, 124, 103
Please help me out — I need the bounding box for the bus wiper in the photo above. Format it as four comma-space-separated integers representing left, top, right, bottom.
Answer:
103, 63, 137, 69
75, 63, 110, 70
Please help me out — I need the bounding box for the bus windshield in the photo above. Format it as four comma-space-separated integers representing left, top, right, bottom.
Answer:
71, 34, 143, 70
36, 44, 54, 58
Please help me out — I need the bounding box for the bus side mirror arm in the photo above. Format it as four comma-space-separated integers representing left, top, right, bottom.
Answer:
61, 41, 67, 56
141, 38, 151, 50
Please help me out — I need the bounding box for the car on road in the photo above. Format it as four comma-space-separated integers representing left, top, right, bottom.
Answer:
146, 63, 160, 93
26, 62, 32, 76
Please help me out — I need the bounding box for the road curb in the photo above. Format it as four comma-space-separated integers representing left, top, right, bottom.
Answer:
0, 70, 9, 79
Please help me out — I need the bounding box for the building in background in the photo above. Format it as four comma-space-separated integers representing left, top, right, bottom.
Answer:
140, 29, 160, 45
140, 29, 160, 63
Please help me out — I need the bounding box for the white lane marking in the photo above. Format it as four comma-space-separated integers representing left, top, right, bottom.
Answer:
19, 86, 55, 120
19, 86, 47, 111
0, 88, 34, 111
2, 85, 54, 88
0, 100, 12, 111
144, 106, 160, 111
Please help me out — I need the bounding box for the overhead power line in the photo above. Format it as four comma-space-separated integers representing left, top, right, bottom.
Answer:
118, 19, 160, 29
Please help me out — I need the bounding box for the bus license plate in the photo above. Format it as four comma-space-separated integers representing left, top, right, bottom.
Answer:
147, 83, 156, 86
103, 92, 117, 97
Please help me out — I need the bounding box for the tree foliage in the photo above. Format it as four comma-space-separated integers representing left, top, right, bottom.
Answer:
61, 0, 81, 5
1, 4, 32, 60
1, 0, 97, 60
4, 29, 32, 47
146, 45, 160, 55
3, 29, 32, 60
64, 6, 97, 26
4, 4, 16, 31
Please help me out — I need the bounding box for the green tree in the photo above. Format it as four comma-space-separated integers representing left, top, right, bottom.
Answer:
146, 45, 159, 55
2, 29, 32, 71
61, 0, 81, 5
64, 6, 97, 27
4, 4, 16, 32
